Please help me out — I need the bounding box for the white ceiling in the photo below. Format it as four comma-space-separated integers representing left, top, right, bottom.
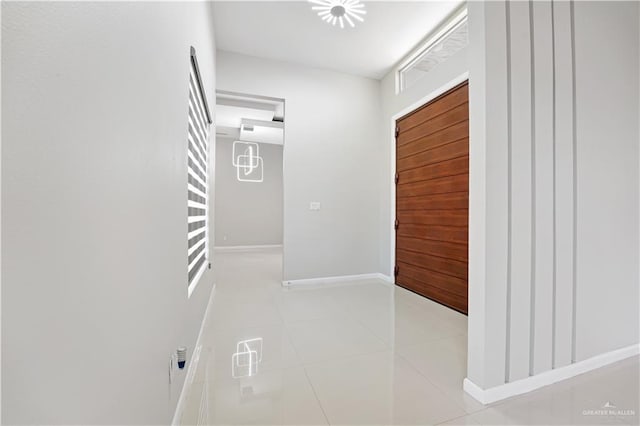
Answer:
212, 1, 464, 80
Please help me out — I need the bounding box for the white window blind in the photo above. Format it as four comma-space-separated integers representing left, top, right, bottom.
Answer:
187, 47, 212, 291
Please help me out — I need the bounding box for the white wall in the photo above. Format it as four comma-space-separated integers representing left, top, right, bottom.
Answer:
216, 51, 383, 281
466, 0, 639, 391
573, 0, 640, 362
1, 2, 216, 423
214, 137, 283, 247
379, 44, 468, 277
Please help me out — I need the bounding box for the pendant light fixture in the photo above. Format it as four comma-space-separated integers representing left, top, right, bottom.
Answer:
309, 0, 366, 29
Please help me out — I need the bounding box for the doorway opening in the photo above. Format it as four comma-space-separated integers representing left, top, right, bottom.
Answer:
213, 90, 285, 281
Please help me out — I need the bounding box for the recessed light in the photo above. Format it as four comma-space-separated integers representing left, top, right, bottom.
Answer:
309, 0, 366, 29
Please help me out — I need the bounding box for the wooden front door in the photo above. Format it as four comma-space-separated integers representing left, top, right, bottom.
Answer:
395, 81, 469, 314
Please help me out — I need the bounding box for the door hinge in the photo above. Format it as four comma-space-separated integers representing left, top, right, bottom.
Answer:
394, 219, 399, 230
395, 172, 399, 184
395, 127, 400, 138
394, 265, 399, 277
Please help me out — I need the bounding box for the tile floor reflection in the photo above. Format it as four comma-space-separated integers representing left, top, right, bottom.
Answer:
181, 248, 639, 425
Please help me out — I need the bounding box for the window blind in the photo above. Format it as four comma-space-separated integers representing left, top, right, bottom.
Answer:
187, 47, 212, 289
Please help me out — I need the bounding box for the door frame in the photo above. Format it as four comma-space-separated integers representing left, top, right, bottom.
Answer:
213, 89, 286, 281
388, 72, 469, 284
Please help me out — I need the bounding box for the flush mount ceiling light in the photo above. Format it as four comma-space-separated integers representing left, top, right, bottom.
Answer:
310, 0, 366, 29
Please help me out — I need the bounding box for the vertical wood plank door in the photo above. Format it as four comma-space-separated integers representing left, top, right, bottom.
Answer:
395, 81, 469, 314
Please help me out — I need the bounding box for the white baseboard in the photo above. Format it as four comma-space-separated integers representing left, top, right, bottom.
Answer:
463, 343, 640, 405
283, 272, 393, 287
376, 273, 394, 285
171, 284, 216, 426
214, 244, 282, 253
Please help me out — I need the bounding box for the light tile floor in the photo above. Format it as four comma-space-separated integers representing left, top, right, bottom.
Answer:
181, 248, 639, 425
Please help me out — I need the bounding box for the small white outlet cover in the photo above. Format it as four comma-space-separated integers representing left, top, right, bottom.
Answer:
309, 202, 321, 211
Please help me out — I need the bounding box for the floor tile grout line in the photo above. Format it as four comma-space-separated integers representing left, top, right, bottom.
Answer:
302, 366, 332, 426
280, 315, 305, 367
392, 337, 481, 417
389, 332, 468, 353
279, 298, 393, 356
277, 312, 395, 372
296, 347, 394, 369
434, 413, 478, 426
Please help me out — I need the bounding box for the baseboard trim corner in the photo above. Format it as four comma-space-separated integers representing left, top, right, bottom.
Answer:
375, 273, 394, 285
463, 343, 639, 405
462, 377, 487, 405
283, 272, 393, 287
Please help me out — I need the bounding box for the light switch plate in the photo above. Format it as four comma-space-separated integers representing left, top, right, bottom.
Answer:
309, 202, 321, 211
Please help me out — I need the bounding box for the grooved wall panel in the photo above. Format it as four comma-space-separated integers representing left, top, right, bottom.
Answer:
467, 0, 638, 391
531, 0, 555, 375
552, 0, 575, 369
507, 1, 534, 382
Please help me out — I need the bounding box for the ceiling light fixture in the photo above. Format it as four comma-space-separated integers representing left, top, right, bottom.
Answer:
309, 0, 366, 29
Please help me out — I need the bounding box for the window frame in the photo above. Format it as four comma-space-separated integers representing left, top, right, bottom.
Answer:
396, 7, 468, 94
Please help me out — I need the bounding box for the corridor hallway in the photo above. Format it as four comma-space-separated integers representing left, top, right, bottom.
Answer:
179, 248, 638, 425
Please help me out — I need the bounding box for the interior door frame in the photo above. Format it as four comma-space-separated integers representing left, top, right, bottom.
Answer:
213, 89, 286, 282
388, 72, 469, 284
